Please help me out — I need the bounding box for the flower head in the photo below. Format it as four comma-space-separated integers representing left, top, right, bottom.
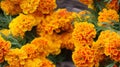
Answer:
72, 22, 96, 49
98, 9, 119, 26
9, 14, 36, 37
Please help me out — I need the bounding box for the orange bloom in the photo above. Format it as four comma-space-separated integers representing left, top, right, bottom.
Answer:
98, 9, 119, 26
72, 46, 98, 67
0, 0, 22, 15
38, 0, 57, 14
72, 22, 96, 49
0, 36, 11, 63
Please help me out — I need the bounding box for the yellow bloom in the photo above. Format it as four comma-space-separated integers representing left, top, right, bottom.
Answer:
0, 29, 10, 36
98, 8, 119, 26
0, 0, 22, 15
25, 58, 55, 67
38, 0, 57, 14
5, 48, 27, 67
106, 0, 119, 11
20, 0, 40, 14
31, 36, 61, 55
21, 43, 40, 59
72, 46, 98, 67
9, 14, 36, 37
0, 36, 11, 63
72, 22, 96, 49
104, 37, 120, 62
37, 9, 74, 35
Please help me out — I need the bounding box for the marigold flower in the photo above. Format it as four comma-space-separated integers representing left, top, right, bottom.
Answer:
9, 14, 36, 37
106, 0, 119, 11
38, 0, 57, 14
72, 46, 99, 67
104, 31, 120, 61
20, 0, 40, 14
72, 22, 96, 49
0, 0, 22, 15
37, 9, 74, 35
5, 48, 28, 67
0, 36, 11, 63
98, 9, 119, 26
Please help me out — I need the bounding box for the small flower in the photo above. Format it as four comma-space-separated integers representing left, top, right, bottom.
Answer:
72, 22, 96, 49
20, 0, 40, 14
98, 8, 119, 26
0, 0, 22, 15
9, 14, 36, 37
5, 48, 27, 67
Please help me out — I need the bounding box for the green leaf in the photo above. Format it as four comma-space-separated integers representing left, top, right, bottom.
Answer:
106, 63, 115, 67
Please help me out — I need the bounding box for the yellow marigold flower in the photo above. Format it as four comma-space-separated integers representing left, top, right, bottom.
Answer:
106, 0, 119, 11
104, 37, 120, 62
37, 9, 74, 35
25, 58, 55, 67
31, 35, 61, 55
31, 37, 51, 57
5, 48, 27, 67
9, 14, 36, 37
0, 36, 11, 63
0, 29, 10, 36
20, 0, 40, 14
72, 22, 96, 49
38, 0, 57, 14
98, 8, 119, 26
79, 0, 93, 5
103, 31, 120, 61
21, 43, 40, 59
0, 0, 22, 15
72, 46, 98, 67
60, 32, 75, 50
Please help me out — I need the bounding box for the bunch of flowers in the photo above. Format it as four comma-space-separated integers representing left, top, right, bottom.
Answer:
0, 0, 120, 67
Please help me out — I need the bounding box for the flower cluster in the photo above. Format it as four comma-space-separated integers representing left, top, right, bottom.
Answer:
0, 0, 120, 67
0, 0, 57, 15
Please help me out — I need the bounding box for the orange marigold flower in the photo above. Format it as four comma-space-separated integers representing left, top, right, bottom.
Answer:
31, 36, 61, 55
9, 14, 36, 37
38, 0, 57, 14
5, 48, 28, 67
31, 37, 51, 57
21, 43, 41, 59
98, 8, 119, 26
79, 0, 93, 5
106, 0, 119, 11
0, 0, 22, 15
72, 46, 99, 67
37, 9, 74, 35
104, 33, 120, 61
0, 36, 11, 63
72, 22, 96, 49
20, 0, 40, 14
